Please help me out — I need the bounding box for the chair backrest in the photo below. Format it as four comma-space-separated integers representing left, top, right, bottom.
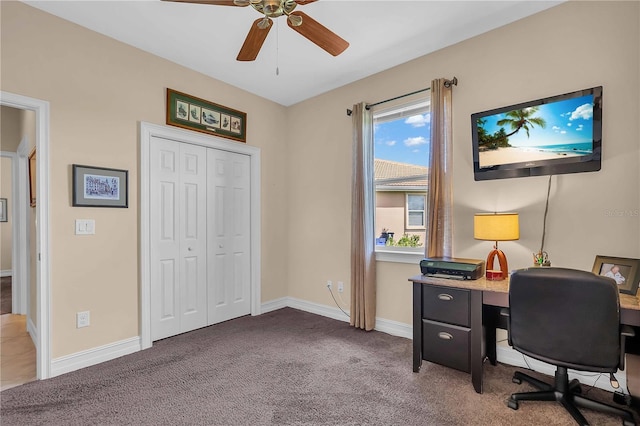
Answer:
509, 267, 621, 372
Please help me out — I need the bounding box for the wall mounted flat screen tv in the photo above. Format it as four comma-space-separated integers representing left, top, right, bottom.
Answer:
471, 86, 602, 181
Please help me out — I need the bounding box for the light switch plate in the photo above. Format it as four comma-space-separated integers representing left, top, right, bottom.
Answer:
75, 219, 95, 235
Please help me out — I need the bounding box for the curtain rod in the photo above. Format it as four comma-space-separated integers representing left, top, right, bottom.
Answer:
346, 77, 458, 116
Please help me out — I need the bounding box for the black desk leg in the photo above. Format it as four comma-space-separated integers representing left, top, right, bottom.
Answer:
412, 282, 422, 373
484, 305, 498, 366
470, 290, 483, 394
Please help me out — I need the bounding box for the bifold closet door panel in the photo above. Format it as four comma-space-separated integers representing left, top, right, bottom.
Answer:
207, 148, 251, 325
150, 136, 208, 340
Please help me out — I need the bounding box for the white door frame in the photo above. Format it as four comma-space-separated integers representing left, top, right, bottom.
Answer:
0, 91, 52, 379
139, 121, 261, 349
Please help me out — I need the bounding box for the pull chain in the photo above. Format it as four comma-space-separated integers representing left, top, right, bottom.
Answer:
276, 19, 280, 76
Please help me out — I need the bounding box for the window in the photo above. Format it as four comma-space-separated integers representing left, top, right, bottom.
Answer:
406, 193, 426, 229
373, 98, 429, 257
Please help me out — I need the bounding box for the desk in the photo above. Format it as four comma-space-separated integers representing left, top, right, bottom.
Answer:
409, 274, 640, 394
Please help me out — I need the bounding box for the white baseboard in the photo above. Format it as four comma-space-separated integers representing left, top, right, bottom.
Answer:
262, 297, 412, 340
260, 297, 288, 314
496, 344, 628, 393
45, 297, 625, 394
27, 316, 37, 347
0, 270, 12, 277
51, 336, 141, 378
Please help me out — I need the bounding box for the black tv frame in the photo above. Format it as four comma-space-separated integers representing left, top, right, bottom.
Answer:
471, 86, 602, 181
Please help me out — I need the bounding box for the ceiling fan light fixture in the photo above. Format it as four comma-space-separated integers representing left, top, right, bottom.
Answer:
262, 0, 282, 17
287, 13, 302, 27
257, 17, 271, 29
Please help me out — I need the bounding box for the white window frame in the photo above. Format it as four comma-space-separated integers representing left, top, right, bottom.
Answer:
406, 193, 426, 230
372, 98, 429, 263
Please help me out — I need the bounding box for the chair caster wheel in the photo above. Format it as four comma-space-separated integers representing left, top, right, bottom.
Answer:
512, 377, 522, 385
507, 398, 519, 410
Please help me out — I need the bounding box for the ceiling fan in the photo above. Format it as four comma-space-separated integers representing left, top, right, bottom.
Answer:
163, 0, 349, 61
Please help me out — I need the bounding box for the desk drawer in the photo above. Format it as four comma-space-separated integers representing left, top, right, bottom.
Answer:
422, 319, 470, 373
422, 285, 470, 326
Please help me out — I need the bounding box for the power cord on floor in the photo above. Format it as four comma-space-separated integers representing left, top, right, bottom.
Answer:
327, 286, 350, 318
518, 353, 630, 398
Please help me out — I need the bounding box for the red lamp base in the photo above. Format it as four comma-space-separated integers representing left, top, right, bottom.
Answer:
486, 249, 508, 281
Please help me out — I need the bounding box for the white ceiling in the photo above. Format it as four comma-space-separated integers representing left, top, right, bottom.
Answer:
24, 0, 562, 106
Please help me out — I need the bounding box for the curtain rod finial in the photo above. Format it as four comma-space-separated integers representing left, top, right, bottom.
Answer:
346, 109, 352, 116
444, 77, 458, 88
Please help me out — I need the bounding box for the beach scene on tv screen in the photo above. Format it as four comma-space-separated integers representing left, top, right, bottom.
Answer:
477, 94, 595, 168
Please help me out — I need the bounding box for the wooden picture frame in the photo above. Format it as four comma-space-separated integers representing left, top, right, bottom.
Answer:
72, 164, 128, 208
0, 198, 7, 222
592, 255, 640, 295
166, 88, 247, 143
28, 148, 36, 207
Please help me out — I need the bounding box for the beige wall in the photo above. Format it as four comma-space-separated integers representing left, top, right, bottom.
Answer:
1, 107, 21, 273
1, 1, 638, 361
286, 1, 640, 326
1, 1, 289, 357
0, 157, 12, 272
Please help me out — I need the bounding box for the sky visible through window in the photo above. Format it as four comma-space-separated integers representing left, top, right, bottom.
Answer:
374, 113, 431, 166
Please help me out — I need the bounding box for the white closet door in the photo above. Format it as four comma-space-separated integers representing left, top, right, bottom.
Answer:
207, 149, 251, 324
150, 136, 208, 340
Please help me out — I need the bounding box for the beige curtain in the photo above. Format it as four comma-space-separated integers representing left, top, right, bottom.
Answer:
350, 102, 376, 331
426, 79, 454, 258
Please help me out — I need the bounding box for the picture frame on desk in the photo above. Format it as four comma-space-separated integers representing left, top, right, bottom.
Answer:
592, 255, 640, 295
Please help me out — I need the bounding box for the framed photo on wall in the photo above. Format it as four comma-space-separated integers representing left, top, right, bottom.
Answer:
592, 255, 640, 295
166, 88, 247, 143
0, 198, 7, 222
72, 164, 128, 208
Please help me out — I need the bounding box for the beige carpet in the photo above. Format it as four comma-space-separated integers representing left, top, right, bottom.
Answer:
0, 307, 636, 425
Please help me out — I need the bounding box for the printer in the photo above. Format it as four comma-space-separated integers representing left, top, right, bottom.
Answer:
420, 257, 485, 280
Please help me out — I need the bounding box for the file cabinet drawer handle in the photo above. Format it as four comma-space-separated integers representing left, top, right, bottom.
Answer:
438, 332, 453, 340
437, 293, 453, 301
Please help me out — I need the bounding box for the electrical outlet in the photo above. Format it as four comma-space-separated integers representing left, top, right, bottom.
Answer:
326, 280, 332, 290
337, 281, 344, 293
77, 311, 90, 328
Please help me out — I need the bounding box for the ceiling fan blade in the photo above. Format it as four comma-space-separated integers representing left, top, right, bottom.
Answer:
287, 11, 349, 56
161, 0, 245, 6
295, 0, 319, 4
237, 18, 273, 61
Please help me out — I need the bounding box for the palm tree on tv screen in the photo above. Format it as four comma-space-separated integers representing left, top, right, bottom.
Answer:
496, 107, 546, 139
478, 107, 546, 150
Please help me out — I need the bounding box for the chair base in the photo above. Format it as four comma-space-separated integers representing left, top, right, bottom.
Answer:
507, 367, 636, 426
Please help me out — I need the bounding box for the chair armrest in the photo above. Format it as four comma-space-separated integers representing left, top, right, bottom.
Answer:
500, 308, 512, 346
620, 325, 635, 370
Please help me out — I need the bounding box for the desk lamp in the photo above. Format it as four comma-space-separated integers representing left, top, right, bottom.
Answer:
474, 213, 519, 280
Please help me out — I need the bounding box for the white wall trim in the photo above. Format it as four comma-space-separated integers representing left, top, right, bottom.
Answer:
16, 136, 31, 316
27, 316, 37, 347
264, 297, 412, 339
51, 337, 142, 378
0, 270, 12, 277
1, 91, 51, 379
139, 121, 261, 350
261, 297, 288, 314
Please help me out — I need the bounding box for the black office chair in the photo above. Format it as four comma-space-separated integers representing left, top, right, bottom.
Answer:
503, 267, 636, 426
